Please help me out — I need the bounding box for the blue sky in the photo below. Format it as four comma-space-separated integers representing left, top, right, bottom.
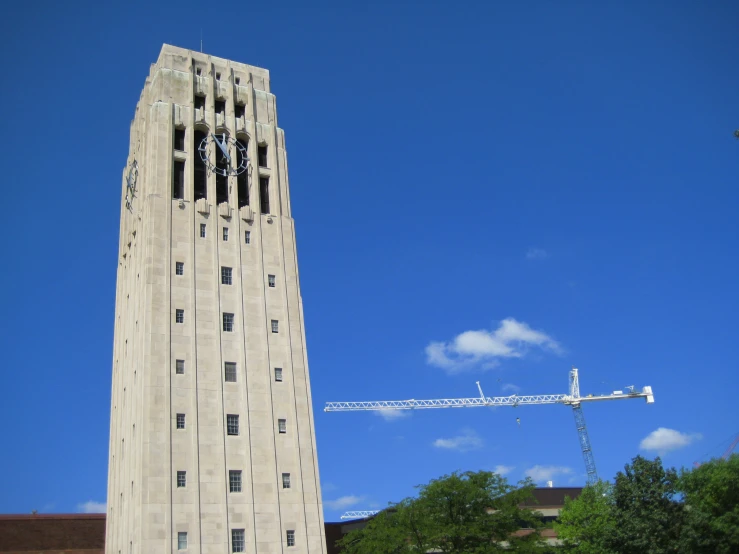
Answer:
1, 0, 737, 522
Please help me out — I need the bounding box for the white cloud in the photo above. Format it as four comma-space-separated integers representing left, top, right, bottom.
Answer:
325, 495, 364, 510
78, 500, 106, 513
433, 429, 484, 452
526, 248, 549, 260
501, 383, 521, 393
524, 465, 573, 483
493, 464, 515, 476
425, 318, 562, 373
375, 409, 409, 422
639, 428, 702, 455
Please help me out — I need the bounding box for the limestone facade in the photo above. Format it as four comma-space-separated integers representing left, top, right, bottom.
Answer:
107, 44, 326, 554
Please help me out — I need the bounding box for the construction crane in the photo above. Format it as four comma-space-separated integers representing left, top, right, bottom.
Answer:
341, 510, 381, 520
694, 431, 739, 468
325, 367, 655, 486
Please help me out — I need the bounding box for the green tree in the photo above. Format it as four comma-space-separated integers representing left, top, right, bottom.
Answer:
606, 455, 684, 554
678, 454, 739, 554
338, 470, 547, 553
554, 480, 616, 553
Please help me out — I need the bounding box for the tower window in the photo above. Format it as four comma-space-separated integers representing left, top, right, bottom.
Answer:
221, 266, 233, 285
178, 532, 188, 550
258, 145, 268, 167
244, 231, 251, 244
176, 309, 184, 324
216, 72, 221, 81
194, 130, 207, 200
176, 413, 186, 429
236, 138, 249, 208
223, 227, 229, 241
224, 362, 237, 382
271, 320, 279, 334
282, 473, 291, 489
229, 470, 242, 493
235, 77, 240, 85
278, 419, 286, 434
234, 103, 245, 119
200, 224, 206, 238
286, 530, 295, 547
231, 529, 245, 553
259, 177, 270, 214
176, 471, 186, 488
194, 95, 205, 110
268, 274, 275, 288
174, 128, 186, 151
215, 100, 226, 115
274, 367, 283, 382
196, 67, 202, 76
173, 160, 185, 199
175, 359, 185, 374
176, 262, 184, 276
227, 414, 239, 435
223, 313, 234, 332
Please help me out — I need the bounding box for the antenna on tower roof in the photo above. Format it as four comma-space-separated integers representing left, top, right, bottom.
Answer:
200, 30, 203, 53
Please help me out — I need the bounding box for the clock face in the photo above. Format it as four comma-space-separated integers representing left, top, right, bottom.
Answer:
198, 133, 248, 176
124, 160, 138, 212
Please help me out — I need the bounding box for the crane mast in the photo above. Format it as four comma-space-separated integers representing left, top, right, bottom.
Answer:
325, 368, 654, 485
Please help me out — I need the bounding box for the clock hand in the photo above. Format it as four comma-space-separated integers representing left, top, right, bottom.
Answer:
213, 133, 232, 166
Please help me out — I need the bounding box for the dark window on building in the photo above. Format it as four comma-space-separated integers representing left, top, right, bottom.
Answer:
227, 414, 239, 435
176, 309, 184, 324
229, 470, 242, 493
286, 530, 295, 547
278, 418, 286, 434
235, 77, 240, 85
223, 312, 234, 332
259, 177, 270, 214
244, 231, 251, 244
200, 223, 206, 238
194, 95, 205, 110
178, 532, 187, 550
236, 139, 249, 208
274, 367, 283, 382
258, 145, 268, 167
234, 103, 245, 119
282, 473, 291, 489
225, 362, 237, 382
268, 274, 275, 288
194, 130, 207, 200
175, 262, 184, 276
216, 72, 221, 81
196, 67, 202, 76
173, 160, 185, 199
174, 128, 186, 151
221, 266, 232, 285
216, 136, 229, 205
215, 100, 226, 116
176, 413, 185, 429
176, 359, 185, 374
271, 320, 279, 334
232, 529, 245, 553
177, 471, 186, 488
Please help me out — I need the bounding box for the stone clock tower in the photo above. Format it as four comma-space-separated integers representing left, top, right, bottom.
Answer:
107, 44, 327, 554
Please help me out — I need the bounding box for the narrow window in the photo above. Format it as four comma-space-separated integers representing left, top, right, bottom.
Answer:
176, 414, 186, 429
215, 100, 226, 115
282, 473, 291, 489
271, 320, 279, 334
194, 130, 207, 200
229, 470, 242, 493
200, 223, 206, 238
177, 471, 186, 488
234, 104, 245, 119
268, 274, 275, 288
223, 227, 229, 241
259, 177, 270, 214
216, 72, 221, 81
227, 414, 239, 435
174, 128, 186, 151
286, 530, 295, 547
235, 77, 241, 85
278, 419, 286, 434
232, 529, 245, 553
177, 532, 188, 550
196, 67, 202, 76
221, 266, 233, 285
173, 160, 185, 199
274, 367, 283, 382
244, 231, 251, 244
224, 362, 237, 382
223, 313, 234, 332
194, 95, 205, 109
258, 145, 268, 167
175, 262, 184, 276
176, 309, 184, 324
236, 138, 249, 208
175, 359, 185, 374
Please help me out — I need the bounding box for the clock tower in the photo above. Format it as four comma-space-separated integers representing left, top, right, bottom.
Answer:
108, 45, 327, 554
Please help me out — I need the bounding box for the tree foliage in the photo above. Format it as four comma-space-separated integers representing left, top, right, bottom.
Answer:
678, 454, 739, 554
338, 470, 548, 553
555, 480, 615, 553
